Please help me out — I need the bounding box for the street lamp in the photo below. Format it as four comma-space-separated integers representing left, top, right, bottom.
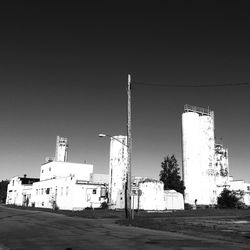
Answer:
98, 133, 131, 219
98, 74, 132, 220
98, 133, 128, 147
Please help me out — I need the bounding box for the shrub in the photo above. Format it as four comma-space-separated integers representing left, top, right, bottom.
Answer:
100, 202, 108, 209
184, 203, 193, 210
217, 188, 244, 209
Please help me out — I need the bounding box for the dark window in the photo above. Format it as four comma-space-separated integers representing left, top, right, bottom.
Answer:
92, 189, 97, 194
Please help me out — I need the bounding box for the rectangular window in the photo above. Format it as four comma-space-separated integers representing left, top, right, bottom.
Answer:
61, 187, 63, 196
41, 189, 44, 195
101, 188, 106, 197
92, 189, 97, 194
66, 186, 69, 196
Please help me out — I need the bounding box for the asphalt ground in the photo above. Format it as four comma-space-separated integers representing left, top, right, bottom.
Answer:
0, 205, 250, 250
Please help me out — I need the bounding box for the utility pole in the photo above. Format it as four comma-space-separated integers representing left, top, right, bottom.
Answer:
127, 74, 132, 219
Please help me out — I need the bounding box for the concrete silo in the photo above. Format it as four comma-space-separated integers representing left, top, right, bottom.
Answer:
182, 105, 217, 205
108, 135, 128, 209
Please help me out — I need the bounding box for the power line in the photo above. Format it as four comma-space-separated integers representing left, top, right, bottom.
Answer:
132, 81, 250, 88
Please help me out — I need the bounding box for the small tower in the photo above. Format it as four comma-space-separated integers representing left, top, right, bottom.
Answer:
55, 136, 69, 162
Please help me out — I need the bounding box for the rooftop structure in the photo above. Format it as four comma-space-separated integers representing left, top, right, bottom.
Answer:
184, 104, 214, 116
55, 136, 69, 162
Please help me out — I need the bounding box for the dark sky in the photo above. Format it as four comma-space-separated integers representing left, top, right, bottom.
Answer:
0, 2, 250, 181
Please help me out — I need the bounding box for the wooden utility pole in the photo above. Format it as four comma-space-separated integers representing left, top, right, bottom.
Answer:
127, 74, 132, 219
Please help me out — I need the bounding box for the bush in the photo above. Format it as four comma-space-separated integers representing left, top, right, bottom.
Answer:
236, 201, 248, 209
217, 188, 244, 209
184, 203, 193, 210
100, 202, 108, 209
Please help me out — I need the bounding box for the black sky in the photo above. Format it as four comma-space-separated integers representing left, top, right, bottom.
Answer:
0, 2, 250, 181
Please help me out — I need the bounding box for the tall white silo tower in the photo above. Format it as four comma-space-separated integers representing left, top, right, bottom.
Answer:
55, 136, 69, 162
182, 105, 217, 205
108, 135, 128, 209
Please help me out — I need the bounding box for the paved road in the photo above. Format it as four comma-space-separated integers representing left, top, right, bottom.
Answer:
0, 205, 249, 250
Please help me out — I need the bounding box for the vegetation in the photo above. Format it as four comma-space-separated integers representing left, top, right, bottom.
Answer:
0, 180, 9, 203
159, 155, 185, 194
100, 201, 108, 209
217, 188, 245, 209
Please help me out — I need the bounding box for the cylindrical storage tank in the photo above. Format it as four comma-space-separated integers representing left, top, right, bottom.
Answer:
109, 135, 127, 209
182, 112, 202, 205
199, 115, 216, 204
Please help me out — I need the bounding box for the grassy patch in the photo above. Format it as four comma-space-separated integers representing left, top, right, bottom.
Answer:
4, 204, 125, 219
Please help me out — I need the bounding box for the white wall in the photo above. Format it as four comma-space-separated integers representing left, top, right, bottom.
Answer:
40, 161, 93, 181
164, 190, 184, 210
91, 173, 109, 184
6, 177, 35, 206
138, 180, 165, 210
32, 176, 107, 210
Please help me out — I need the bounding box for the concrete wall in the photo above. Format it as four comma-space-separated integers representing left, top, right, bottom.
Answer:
40, 162, 93, 181
138, 180, 165, 210
91, 173, 109, 184
164, 190, 184, 210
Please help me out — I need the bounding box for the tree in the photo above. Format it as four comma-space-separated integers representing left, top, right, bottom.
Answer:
0, 180, 9, 203
217, 188, 245, 208
159, 155, 185, 194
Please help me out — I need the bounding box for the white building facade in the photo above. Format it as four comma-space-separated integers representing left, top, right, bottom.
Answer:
6, 176, 39, 206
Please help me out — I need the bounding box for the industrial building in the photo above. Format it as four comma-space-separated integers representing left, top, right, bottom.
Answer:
108, 136, 184, 210
5, 175, 39, 206
182, 104, 250, 206
6, 136, 108, 210
6, 134, 184, 211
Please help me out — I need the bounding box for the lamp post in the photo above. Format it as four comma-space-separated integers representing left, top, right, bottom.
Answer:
98, 74, 132, 220
98, 134, 128, 147
127, 74, 132, 219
